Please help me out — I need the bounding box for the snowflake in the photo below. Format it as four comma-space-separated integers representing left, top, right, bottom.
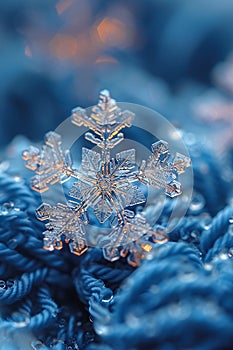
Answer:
22, 90, 190, 265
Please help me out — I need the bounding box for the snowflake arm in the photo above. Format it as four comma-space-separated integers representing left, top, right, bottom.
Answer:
22, 131, 76, 192
36, 203, 88, 255
71, 90, 134, 151
101, 211, 168, 265
138, 140, 191, 197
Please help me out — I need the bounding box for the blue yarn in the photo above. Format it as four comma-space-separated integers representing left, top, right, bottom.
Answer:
1, 130, 233, 349
88, 244, 233, 350
200, 205, 233, 254
0, 269, 48, 305
0, 173, 38, 211
190, 145, 229, 215
29, 287, 58, 330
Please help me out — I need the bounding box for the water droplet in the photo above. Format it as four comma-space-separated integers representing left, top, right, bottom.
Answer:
189, 193, 205, 213
229, 217, 233, 224
0, 280, 6, 289
58, 318, 66, 328
179, 272, 197, 283
228, 225, 233, 236
94, 323, 110, 335
228, 247, 233, 258
50, 338, 65, 346
204, 263, 213, 271
180, 229, 189, 240
8, 239, 18, 249
0, 202, 17, 216
6, 279, 15, 288
146, 251, 155, 260
125, 313, 140, 329
101, 294, 113, 303
11, 312, 29, 327
0, 161, 9, 172
190, 230, 199, 240
4, 202, 14, 210
0, 205, 9, 216
13, 175, 24, 184
219, 252, 228, 260
52, 309, 58, 318
201, 217, 212, 230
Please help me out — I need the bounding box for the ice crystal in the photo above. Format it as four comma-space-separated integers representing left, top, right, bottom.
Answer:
22, 90, 190, 266
22, 132, 73, 192
69, 147, 145, 224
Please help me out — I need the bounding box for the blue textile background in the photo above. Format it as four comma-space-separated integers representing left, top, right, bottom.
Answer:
0, 137, 233, 350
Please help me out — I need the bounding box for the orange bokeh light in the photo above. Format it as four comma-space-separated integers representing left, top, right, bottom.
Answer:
95, 55, 119, 64
25, 45, 32, 57
49, 34, 78, 60
56, 0, 74, 15
97, 17, 130, 48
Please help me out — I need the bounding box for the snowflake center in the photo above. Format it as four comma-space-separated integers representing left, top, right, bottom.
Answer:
97, 175, 111, 190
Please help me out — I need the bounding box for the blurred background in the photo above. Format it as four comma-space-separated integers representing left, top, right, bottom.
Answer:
1, 0, 233, 154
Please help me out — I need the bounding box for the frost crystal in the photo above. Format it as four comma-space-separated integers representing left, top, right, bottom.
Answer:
22, 90, 190, 266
